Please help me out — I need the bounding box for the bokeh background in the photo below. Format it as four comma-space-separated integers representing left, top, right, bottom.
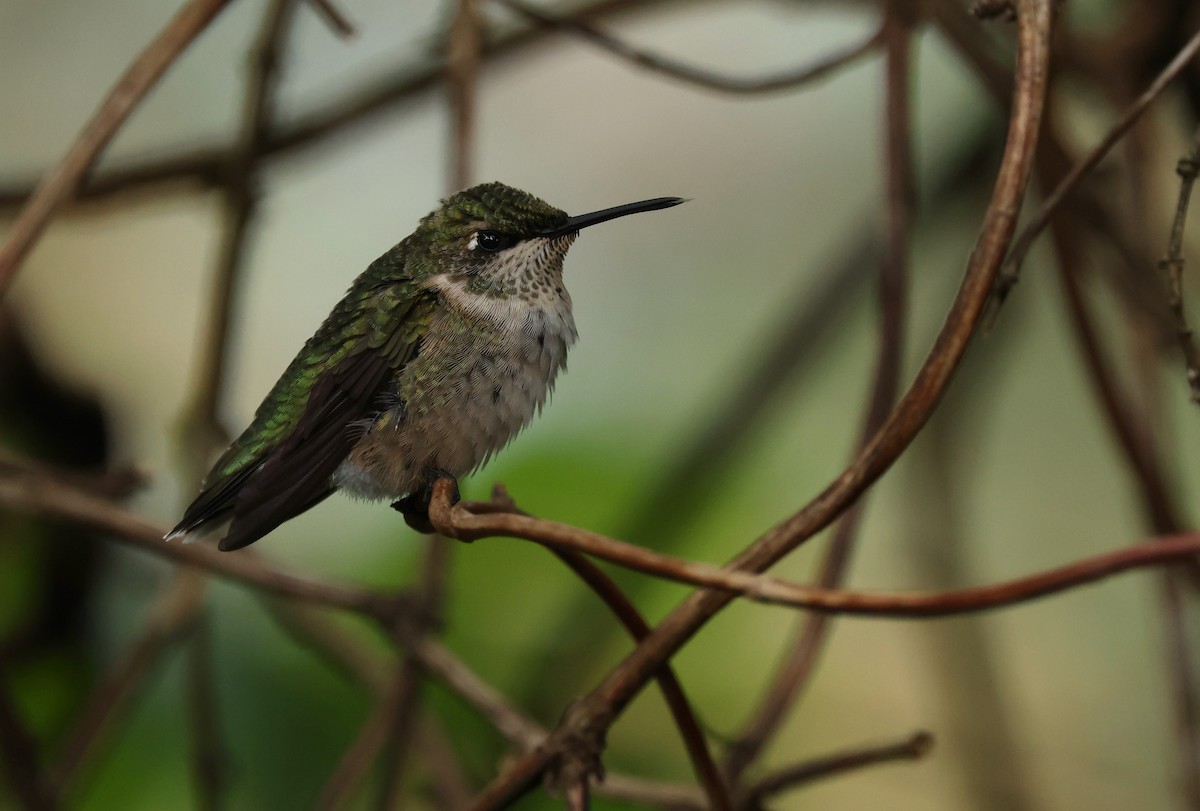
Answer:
3, 0, 1200, 808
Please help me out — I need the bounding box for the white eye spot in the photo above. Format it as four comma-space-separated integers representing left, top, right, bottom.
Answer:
467, 234, 479, 251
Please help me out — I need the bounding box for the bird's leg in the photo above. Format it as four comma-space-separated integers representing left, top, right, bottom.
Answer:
392, 469, 459, 534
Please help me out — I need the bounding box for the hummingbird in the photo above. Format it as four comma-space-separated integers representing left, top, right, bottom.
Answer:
168, 182, 683, 550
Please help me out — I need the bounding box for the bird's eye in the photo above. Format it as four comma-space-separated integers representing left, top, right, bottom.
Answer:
474, 231, 514, 253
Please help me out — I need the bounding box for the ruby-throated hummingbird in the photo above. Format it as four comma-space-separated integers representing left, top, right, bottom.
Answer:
168, 182, 683, 550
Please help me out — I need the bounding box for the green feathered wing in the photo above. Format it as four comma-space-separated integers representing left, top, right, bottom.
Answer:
170, 273, 438, 550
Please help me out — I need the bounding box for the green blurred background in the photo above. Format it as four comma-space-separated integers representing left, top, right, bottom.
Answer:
3, 0, 1200, 808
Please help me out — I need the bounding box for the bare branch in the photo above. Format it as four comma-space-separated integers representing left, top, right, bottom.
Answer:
992, 26, 1200, 314
303, 0, 356, 37
1160, 124, 1200, 403
493, 0, 883, 96
440, 485, 1200, 617
187, 616, 227, 811
465, 3, 1054, 803
0, 463, 398, 617
0, 658, 57, 811
742, 730, 933, 805
0, 0, 235, 301
544, 540, 731, 809
51, 570, 206, 798
311, 669, 417, 811
446, 0, 483, 191
725, 0, 916, 781
0, 0, 694, 211
1050, 212, 1200, 810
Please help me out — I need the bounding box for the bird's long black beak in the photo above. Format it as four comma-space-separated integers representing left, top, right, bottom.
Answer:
539, 197, 685, 238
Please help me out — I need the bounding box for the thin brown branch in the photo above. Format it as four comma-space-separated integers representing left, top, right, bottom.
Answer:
443, 486, 1200, 616
51, 569, 207, 799
725, 0, 916, 781
311, 668, 417, 811
0, 0, 234, 301
531, 125, 995, 726
545, 542, 731, 810
592, 774, 703, 811
392, 624, 543, 753
564, 779, 590, 811
303, 0, 356, 37
0, 463, 399, 618
180, 0, 298, 467
1161, 123, 1200, 403
741, 730, 933, 806
374, 539, 454, 809
465, 3, 1052, 803
261, 599, 393, 699
1160, 569, 1200, 810
494, 0, 884, 96
0, 0, 692, 211
187, 616, 227, 811
907, 406, 1044, 811
1050, 214, 1200, 810
447, 0, 483, 191
410, 716, 474, 811
0, 657, 57, 811
992, 25, 1200, 313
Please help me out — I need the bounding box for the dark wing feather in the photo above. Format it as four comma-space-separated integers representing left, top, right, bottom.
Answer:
215, 350, 391, 551
171, 278, 437, 551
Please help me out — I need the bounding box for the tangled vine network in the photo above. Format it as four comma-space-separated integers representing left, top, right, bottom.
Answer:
2, 0, 1200, 809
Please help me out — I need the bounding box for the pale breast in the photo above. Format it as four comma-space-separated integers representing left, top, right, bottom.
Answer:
334, 275, 577, 500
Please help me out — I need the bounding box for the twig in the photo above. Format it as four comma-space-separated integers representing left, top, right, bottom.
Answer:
374, 539, 454, 809
0, 656, 57, 811
1160, 124, 1200, 403
1160, 569, 1200, 810
304, 0, 356, 37
532, 125, 995, 721
392, 626, 543, 753
465, 4, 1053, 805
0, 464, 399, 617
1050, 212, 1200, 810
481, 482, 728, 808
906, 410, 1044, 810
546, 547, 731, 809
592, 773, 703, 811
598, 729, 931, 811
0, 0, 692, 211
740, 730, 932, 806
187, 616, 227, 811
181, 0, 298, 467
261, 599, 393, 699
493, 0, 884, 96
725, 0, 916, 781
565, 778, 590, 811
991, 25, 1200, 315
410, 716, 474, 811
51, 569, 207, 799
12, 447, 1193, 621
311, 668, 417, 811
440, 486, 1200, 616
446, 0, 483, 191
0, 0, 235, 301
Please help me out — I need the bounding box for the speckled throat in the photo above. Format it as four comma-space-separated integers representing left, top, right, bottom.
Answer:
333, 235, 579, 499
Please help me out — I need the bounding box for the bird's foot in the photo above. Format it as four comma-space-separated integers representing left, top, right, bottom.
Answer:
391, 470, 459, 534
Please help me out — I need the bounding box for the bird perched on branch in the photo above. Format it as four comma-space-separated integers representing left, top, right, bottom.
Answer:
168, 182, 682, 550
